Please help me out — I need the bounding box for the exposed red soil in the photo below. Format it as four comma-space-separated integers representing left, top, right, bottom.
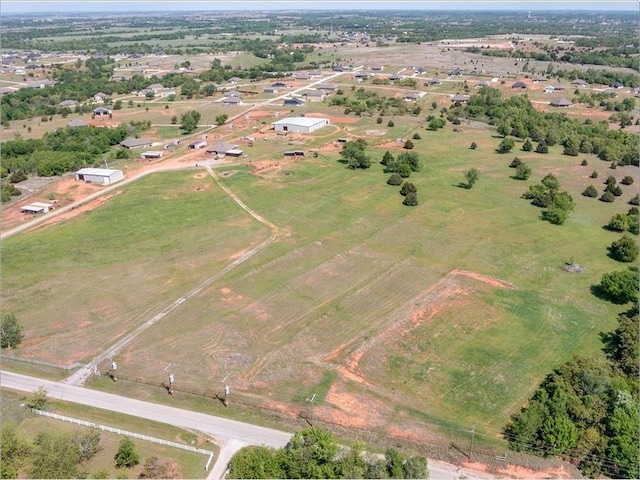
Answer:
496, 464, 575, 479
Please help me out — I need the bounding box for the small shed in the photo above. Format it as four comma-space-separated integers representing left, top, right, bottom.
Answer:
283, 98, 305, 107
93, 107, 112, 116
451, 94, 470, 103
140, 151, 163, 159
189, 140, 207, 149
21, 202, 54, 214
512, 81, 527, 89
75, 168, 124, 185
284, 150, 305, 157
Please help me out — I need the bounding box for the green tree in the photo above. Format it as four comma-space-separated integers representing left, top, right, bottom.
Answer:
563, 137, 579, 156
75, 430, 101, 462
403, 455, 428, 479
228, 446, 283, 479
181, 79, 200, 98
336, 442, 368, 479
114, 437, 139, 469
170, 115, 177, 124
464, 168, 479, 189
215, 114, 228, 125
497, 121, 511, 138
630, 194, 639, 206
427, 117, 445, 130
412, 132, 421, 140
180, 110, 201, 133
522, 138, 533, 151
621, 175, 634, 185
403, 192, 418, 206
600, 191, 615, 203
582, 185, 598, 198
387, 120, 395, 127
603, 312, 639, 380
470, 141, 478, 149
496, 137, 515, 153
543, 191, 574, 225
514, 163, 532, 180
535, 141, 549, 154
381, 150, 394, 166
509, 156, 522, 168
29, 432, 81, 479
599, 267, 639, 304
541, 414, 579, 456
29, 386, 48, 410
400, 182, 417, 196
606, 213, 629, 231
1, 421, 31, 479
385, 448, 405, 479
281, 427, 338, 479
609, 235, 639, 263
590, 170, 598, 179
387, 173, 403, 185
398, 163, 411, 178
403, 139, 414, 150
606, 402, 640, 479
1, 314, 23, 349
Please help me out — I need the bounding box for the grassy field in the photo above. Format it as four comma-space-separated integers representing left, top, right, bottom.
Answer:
2, 84, 635, 453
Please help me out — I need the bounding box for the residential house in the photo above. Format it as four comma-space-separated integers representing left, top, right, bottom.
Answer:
451, 94, 470, 103
403, 92, 422, 101
550, 97, 573, 107
283, 97, 305, 107
512, 81, 527, 89
304, 90, 326, 102
93, 92, 107, 103
58, 100, 78, 108
93, 107, 112, 116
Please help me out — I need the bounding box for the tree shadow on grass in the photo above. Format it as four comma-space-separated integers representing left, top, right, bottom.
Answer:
454, 182, 472, 189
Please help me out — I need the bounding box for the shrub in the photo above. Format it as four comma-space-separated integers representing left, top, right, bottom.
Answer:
387, 173, 403, 185
609, 235, 639, 263
509, 157, 523, 168
412, 132, 421, 140
470, 141, 478, 150
590, 171, 598, 179
610, 162, 617, 169
9, 171, 27, 184
580, 159, 588, 166
606, 184, 623, 197
598, 267, 639, 304
403, 140, 414, 150
605, 175, 617, 187
535, 141, 549, 154
398, 163, 412, 178
522, 138, 533, 151
600, 191, 615, 203
606, 213, 629, 232
582, 185, 598, 198
496, 137, 515, 153
621, 176, 634, 185
400, 182, 417, 196
376, 117, 383, 124
629, 194, 639, 206
387, 120, 395, 127
514, 163, 532, 180
403, 192, 418, 206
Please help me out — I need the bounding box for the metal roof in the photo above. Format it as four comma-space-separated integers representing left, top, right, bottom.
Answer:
272, 117, 329, 127
76, 168, 123, 176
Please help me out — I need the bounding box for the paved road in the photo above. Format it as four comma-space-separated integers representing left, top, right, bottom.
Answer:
1, 371, 495, 480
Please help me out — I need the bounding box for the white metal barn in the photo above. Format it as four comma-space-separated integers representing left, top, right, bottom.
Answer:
272, 117, 330, 134
75, 168, 124, 185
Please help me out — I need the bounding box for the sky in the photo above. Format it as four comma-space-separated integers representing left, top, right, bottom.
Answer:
0, 0, 637, 15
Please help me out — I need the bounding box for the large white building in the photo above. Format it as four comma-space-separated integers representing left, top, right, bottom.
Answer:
272, 117, 330, 134
75, 168, 124, 185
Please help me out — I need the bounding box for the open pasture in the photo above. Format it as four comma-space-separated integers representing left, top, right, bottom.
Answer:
2, 81, 634, 446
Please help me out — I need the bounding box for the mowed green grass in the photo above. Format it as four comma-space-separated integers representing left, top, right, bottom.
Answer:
2, 112, 632, 442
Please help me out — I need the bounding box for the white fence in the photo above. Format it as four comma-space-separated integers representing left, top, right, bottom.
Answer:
1, 354, 81, 370
32, 409, 215, 470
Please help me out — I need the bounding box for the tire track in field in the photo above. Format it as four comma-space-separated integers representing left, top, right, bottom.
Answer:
63, 166, 280, 386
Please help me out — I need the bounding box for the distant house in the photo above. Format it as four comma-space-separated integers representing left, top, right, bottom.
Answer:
189, 140, 207, 149
388, 75, 403, 82
403, 92, 422, 101
549, 84, 565, 91
571, 79, 588, 87
120, 137, 153, 149
304, 90, 326, 102
317, 83, 338, 91
222, 96, 241, 106
271, 82, 287, 88
93, 107, 112, 116
426, 78, 442, 85
67, 119, 88, 127
93, 92, 107, 103
228, 77, 242, 84
370, 65, 384, 71
475, 80, 491, 88
206, 141, 243, 157
263, 86, 278, 94
533, 76, 548, 83
449, 68, 463, 76
451, 94, 470, 103
611, 81, 624, 89
58, 100, 78, 108
283, 98, 305, 107
147, 83, 164, 92
75, 168, 124, 185
294, 73, 310, 80
512, 81, 527, 89
138, 88, 154, 97
543, 86, 555, 94
225, 90, 242, 98
550, 97, 573, 107
158, 89, 175, 98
